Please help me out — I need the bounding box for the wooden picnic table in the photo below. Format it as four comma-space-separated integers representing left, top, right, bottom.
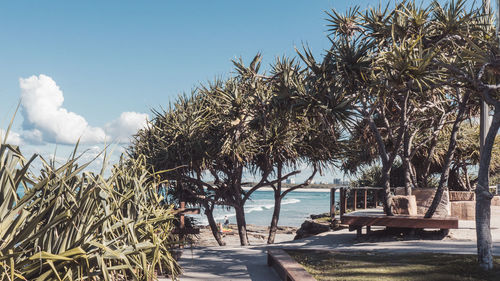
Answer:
341, 210, 459, 236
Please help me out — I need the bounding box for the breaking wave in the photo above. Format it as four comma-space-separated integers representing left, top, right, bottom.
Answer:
245, 198, 300, 214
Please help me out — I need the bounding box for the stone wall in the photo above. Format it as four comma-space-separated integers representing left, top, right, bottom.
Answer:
492, 196, 500, 206
451, 201, 475, 220
411, 189, 451, 216
391, 195, 417, 216
449, 191, 475, 201
394, 187, 451, 216
389, 188, 500, 218
450, 196, 500, 220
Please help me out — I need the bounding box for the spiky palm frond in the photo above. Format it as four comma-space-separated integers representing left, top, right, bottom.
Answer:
0, 122, 180, 280
326, 6, 362, 38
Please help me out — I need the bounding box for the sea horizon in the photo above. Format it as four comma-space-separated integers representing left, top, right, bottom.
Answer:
190, 189, 339, 227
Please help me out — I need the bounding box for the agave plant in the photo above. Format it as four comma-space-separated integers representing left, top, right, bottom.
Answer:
0, 124, 180, 280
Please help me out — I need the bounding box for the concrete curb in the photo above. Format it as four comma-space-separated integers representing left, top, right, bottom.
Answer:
267, 249, 315, 281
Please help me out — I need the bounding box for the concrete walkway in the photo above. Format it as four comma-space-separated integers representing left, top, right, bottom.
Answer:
176, 207, 500, 280
177, 230, 500, 281
179, 245, 280, 281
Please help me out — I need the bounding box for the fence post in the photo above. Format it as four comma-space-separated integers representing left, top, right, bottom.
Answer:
364, 189, 368, 209
340, 187, 346, 218
353, 189, 357, 211
330, 188, 336, 221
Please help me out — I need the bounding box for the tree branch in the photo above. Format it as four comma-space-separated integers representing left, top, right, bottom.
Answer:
242, 169, 301, 202
281, 166, 318, 198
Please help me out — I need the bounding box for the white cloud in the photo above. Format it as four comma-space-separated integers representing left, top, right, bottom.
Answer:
20, 74, 106, 145
105, 112, 148, 143
22, 128, 43, 144
18, 73, 149, 153
0, 129, 22, 145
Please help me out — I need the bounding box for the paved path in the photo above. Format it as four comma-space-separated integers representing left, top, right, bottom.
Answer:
176, 206, 500, 281
177, 230, 500, 281
179, 245, 280, 281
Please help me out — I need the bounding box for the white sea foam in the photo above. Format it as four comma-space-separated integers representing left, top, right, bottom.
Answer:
245, 198, 300, 214
282, 198, 300, 205
189, 189, 332, 226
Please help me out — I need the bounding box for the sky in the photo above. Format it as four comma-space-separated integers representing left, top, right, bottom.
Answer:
0, 0, 475, 181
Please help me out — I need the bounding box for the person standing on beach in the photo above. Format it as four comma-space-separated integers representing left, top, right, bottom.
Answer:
223, 215, 229, 227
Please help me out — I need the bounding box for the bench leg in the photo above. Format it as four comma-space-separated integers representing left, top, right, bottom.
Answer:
356, 227, 362, 237
366, 226, 371, 235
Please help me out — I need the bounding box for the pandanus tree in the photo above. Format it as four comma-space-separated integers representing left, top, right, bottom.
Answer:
131, 91, 231, 246
301, 0, 484, 217
133, 55, 303, 246
132, 54, 352, 246
432, 3, 500, 268
249, 57, 352, 244
300, 4, 429, 214
306, 0, 497, 269
200, 59, 265, 246
238, 57, 311, 245
203, 55, 349, 245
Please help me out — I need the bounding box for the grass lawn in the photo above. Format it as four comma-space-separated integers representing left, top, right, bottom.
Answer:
287, 250, 500, 281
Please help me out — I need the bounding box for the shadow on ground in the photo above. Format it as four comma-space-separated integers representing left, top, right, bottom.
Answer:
180, 246, 280, 281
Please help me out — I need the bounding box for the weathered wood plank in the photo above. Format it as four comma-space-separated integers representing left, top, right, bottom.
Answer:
342, 213, 458, 229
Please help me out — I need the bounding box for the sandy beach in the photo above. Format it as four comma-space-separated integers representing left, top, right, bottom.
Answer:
191, 224, 298, 247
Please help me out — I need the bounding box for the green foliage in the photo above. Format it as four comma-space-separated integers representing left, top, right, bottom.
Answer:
0, 134, 180, 280
350, 162, 408, 188
349, 123, 499, 189
309, 0, 499, 193
130, 53, 354, 245
132, 53, 353, 198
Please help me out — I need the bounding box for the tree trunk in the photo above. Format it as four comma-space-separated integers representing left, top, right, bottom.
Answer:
234, 204, 249, 246
381, 164, 394, 216
367, 116, 395, 216
268, 163, 283, 244
403, 131, 413, 195
410, 163, 419, 189
476, 109, 499, 270
449, 166, 468, 191
267, 193, 282, 244
419, 113, 448, 189
425, 92, 470, 218
266, 163, 317, 244
464, 166, 472, 191
203, 202, 226, 246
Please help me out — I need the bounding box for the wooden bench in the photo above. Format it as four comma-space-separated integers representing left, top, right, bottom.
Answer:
267, 249, 315, 281
341, 211, 459, 236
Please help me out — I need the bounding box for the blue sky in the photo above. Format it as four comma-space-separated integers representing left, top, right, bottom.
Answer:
1, 0, 366, 125
0, 0, 463, 181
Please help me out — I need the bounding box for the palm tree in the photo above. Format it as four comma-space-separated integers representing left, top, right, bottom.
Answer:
302, 0, 484, 219
310, 0, 498, 269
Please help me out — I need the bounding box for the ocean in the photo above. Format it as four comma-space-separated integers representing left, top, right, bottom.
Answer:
190, 188, 339, 227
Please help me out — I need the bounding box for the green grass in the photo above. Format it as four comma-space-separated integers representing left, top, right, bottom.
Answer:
287, 250, 500, 281
313, 216, 332, 223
